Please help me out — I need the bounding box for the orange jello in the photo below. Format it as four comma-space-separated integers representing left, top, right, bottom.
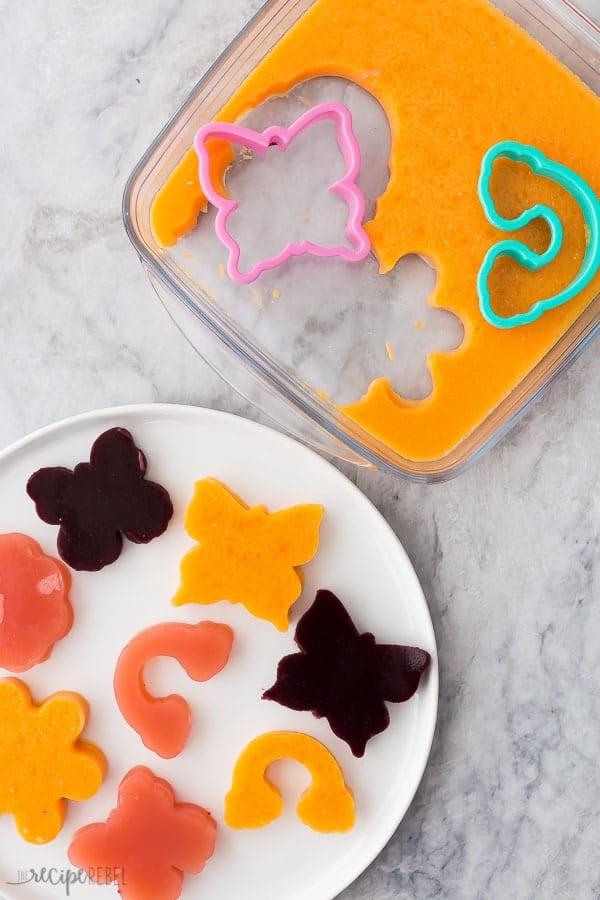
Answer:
173, 478, 323, 630
225, 731, 355, 833
0, 678, 106, 844
151, 0, 600, 462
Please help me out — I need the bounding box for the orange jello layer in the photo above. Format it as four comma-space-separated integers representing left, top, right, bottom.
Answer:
151, 0, 600, 461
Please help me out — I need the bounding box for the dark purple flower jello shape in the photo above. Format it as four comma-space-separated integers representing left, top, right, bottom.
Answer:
27, 428, 173, 572
263, 589, 431, 757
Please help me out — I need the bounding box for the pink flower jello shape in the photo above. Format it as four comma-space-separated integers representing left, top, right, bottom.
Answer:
68, 766, 217, 900
0, 533, 73, 672
194, 101, 372, 284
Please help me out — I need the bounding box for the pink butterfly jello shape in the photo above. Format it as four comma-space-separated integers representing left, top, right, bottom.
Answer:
193, 101, 372, 285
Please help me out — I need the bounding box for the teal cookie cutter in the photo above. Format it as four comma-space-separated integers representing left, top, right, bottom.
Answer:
477, 140, 600, 329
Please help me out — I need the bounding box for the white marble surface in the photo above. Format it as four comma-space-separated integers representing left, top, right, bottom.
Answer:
2, 1, 600, 897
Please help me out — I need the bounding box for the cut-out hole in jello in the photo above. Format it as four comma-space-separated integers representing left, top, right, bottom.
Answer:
172, 79, 462, 403
195, 96, 374, 283
236, 77, 392, 223
284, 253, 464, 404
223, 120, 359, 277
485, 157, 588, 322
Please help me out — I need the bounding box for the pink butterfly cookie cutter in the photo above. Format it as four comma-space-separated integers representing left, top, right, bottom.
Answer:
193, 101, 372, 285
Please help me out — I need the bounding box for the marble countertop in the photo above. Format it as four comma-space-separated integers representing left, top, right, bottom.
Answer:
2, 1, 600, 897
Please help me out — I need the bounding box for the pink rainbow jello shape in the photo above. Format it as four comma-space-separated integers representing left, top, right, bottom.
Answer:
113, 621, 233, 759
68, 766, 217, 900
194, 100, 371, 284
0, 533, 73, 673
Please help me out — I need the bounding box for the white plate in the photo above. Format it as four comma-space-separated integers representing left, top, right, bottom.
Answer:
0, 404, 437, 900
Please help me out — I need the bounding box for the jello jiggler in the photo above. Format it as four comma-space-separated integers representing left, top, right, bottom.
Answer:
0, 533, 72, 672
27, 427, 173, 571
264, 589, 431, 757
114, 620, 233, 758
151, 0, 600, 462
0, 678, 106, 844
225, 731, 355, 833
69, 766, 217, 900
173, 478, 323, 630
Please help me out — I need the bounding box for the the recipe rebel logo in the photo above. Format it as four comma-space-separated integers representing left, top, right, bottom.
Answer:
4, 867, 126, 896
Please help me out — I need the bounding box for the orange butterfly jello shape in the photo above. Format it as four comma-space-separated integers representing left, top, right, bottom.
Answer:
0, 678, 106, 844
173, 479, 324, 631
0, 533, 73, 673
224, 731, 355, 833
68, 766, 217, 900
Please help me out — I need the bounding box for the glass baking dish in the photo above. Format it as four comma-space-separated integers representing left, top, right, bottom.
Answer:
123, 0, 600, 482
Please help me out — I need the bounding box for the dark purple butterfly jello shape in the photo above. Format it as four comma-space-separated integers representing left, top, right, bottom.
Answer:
263, 589, 431, 757
26, 427, 173, 572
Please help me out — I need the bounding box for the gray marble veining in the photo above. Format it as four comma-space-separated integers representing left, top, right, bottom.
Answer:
2, 1, 600, 898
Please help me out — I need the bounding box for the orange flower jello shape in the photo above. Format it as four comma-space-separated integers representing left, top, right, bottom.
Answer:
173, 478, 324, 631
69, 766, 217, 900
0, 533, 73, 673
225, 731, 355, 833
0, 678, 106, 844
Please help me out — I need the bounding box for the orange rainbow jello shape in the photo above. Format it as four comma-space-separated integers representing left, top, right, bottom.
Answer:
0, 678, 106, 844
113, 620, 233, 759
225, 731, 355, 833
173, 478, 323, 631
0, 533, 73, 673
68, 766, 217, 900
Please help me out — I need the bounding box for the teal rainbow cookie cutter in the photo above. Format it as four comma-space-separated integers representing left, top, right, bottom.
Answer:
477, 140, 600, 329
